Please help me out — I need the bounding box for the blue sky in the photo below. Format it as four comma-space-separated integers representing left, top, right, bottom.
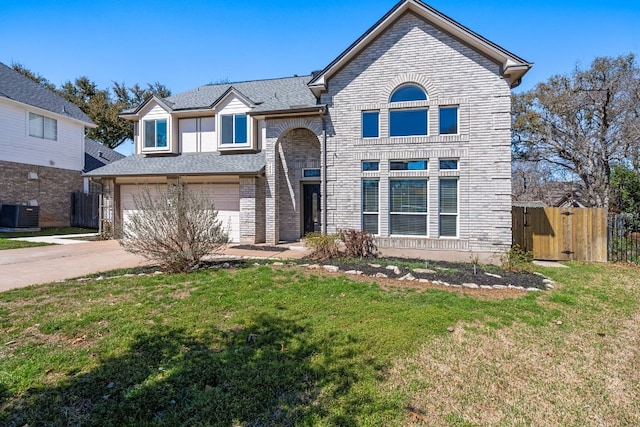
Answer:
2, 0, 639, 154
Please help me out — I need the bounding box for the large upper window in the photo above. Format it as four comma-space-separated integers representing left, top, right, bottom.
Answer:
439, 179, 458, 237
29, 112, 57, 141
221, 114, 248, 144
362, 179, 379, 235
144, 119, 167, 148
389, 84, 428, 137
389, 179, 428, 236
439, 106, 458, 135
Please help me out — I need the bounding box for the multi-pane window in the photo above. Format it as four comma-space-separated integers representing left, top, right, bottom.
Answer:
144, 119, 167, 148
439, 179, 458, 237
362, 179, 379, 234
390, 160, 428, 171
389, 179, 428, 236
362, 161, 379, 172
389, 84, 428, 137
29, 112, 57, 141
439, 106, 458, 134
221, 114, 248, 144
362, 111, 379, 138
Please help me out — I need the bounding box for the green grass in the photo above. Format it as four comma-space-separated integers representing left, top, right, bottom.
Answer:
0, 262, 637, 426
0, 227, 96, 238
0, 239, 53, 250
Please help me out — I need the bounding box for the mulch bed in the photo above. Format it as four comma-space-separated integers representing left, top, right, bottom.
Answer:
231, 244, 289, 252
293, 257, 546, 290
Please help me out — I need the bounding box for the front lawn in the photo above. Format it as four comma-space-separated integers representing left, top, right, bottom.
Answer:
0, 262, 638, 425
0, 239, 52, 250
0, 227, 96, 238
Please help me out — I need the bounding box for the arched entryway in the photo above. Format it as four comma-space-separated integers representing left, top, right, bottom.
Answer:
275, 127, 321, 241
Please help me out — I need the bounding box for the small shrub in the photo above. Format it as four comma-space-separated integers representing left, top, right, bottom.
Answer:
500, 244, 534, 273
119, 182, 230, 273
303, 232, 340, 260
338, 229, 378, 258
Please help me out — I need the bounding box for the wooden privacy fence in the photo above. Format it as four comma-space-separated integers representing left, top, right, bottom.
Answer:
70, 191, 99, 229
512, 207, 607, 262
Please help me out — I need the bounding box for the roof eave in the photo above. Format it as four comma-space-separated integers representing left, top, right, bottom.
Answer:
309, 0, 532, 89
249, 105, 326, 118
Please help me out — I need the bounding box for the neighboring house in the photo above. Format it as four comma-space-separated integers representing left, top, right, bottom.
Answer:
83, 138, 125, 194
0, 61, 95, 227
86, 0, 532, 261
513, 181, 590, 208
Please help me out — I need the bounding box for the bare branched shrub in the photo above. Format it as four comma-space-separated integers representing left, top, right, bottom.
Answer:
119, 182, 230, 272
302, 232, 340, 260
337, 229, 378, 258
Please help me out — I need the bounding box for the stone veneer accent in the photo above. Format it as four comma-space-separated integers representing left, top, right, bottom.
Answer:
0, 159, 82, 227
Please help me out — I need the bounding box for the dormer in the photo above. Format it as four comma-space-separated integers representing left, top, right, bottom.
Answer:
215, 88, 257, 152
121, 96, 178, 155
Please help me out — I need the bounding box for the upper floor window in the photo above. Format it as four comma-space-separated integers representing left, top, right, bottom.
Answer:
389, 84, 428, 137
29, 112, 57, 141
439, 106, 458, 135
390, 84, 428, 102
221, 114, 247, 144
390, 160, 428, 171
144, 119, 167, 148
362, 111, 379, 138
362, 161, 379, 172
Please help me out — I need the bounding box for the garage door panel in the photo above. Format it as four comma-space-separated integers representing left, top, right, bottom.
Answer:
120, 183, 240, 243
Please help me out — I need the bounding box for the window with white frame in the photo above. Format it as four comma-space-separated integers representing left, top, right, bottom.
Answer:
362, 161, 379, 172
439, 159, 458, 170
390, 160, 428, 171
389, 84, 428, 137
144, 119, 168, 148
439, 178, 458, 237
221, 114, 248, 144
362, 179, 379, 234
439, 106, 458, 135
29, 112, 57, 141
389, 179, 428, 236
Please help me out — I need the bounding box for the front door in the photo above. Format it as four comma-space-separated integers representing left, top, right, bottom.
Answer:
302, 183, 321, 235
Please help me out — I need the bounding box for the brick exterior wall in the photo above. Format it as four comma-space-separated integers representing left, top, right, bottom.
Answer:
315, 11, 513, 258
0, 159, 83, 227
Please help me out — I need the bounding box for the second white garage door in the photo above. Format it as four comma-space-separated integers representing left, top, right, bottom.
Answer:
120, 183, 240, 243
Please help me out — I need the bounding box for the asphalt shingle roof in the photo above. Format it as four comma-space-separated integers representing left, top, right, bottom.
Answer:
83, 152, 265, 177
0, 61, 93, 124
124, 75, 319, 114
84, 139, 126, 173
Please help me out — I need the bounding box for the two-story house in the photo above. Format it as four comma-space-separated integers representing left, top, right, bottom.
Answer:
0, 61, 95, 227
86, 0, 532, 261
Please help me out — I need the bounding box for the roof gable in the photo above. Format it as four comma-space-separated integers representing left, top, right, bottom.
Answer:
0, 61, 94, 125
308, 0, 532, 94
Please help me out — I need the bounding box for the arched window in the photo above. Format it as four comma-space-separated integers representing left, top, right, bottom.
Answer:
389, 84, 428, 102
389, 84, 428, 137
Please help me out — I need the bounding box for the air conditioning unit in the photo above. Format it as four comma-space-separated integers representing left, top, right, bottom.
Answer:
0, 205, 40, 228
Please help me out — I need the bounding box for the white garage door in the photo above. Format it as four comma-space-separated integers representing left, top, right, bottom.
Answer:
120, 183, 240, 243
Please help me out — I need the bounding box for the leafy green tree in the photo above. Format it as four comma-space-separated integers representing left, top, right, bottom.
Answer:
12, 63, 171, 149
611, 165, 640, 214
512, 54, 640, 210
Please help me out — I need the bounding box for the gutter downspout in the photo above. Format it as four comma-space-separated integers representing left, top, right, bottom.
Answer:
321, 119, 328, 235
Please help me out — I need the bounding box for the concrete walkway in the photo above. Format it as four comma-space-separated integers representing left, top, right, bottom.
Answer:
0, 237, 310, 292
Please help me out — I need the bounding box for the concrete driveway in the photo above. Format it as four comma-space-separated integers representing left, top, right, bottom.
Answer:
0, 240, 149, 291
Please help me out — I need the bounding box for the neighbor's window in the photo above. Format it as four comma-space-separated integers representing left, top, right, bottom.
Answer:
390, 160, 428, 171
389, 84, 428, 137
362, 111, 379, 138
439, 179, 458, 237
362, 179, 379, 234
221, 114, 248, 144
144, 119, 167, 148
29, 112, 57, 141
439, 106, 458, 135
362, 161, 379, 172
389, 179, 428, 236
